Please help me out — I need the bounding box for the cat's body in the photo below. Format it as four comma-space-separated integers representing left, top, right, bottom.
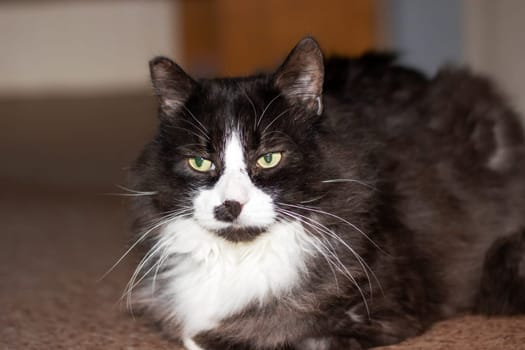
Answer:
130, 38, 525, 349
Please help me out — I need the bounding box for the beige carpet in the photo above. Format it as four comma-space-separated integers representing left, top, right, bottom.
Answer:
2, 185, 525, 350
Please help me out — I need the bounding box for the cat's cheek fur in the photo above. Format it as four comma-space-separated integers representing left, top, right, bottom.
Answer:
157, 219, 315, 340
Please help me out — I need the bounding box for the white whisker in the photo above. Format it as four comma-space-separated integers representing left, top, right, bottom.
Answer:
276, 214, 341, 290
279, 202, 385, 254
99, 209, 191, 282
124, 237, 166, 309
261, 108, 292, 134
179, 117, 210, 141
168, 126, 209, 143
102, 185, 158, 197
102, 192, 157, 197
237, 83, 258, 129
123, 212, 192, 310
114, 185, 158, 196
151, 250, 171, 293
279, 204, 384, 296
277, 208, 371, 316
124, 235, 173, 310
256, 93, 283, 128
321, 178, 377, 190
299, 194, 327, 204
180, 105, 210, 137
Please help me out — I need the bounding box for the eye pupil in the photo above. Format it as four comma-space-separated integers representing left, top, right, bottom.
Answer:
194, 157, 203, 167
264, 154, 272, 163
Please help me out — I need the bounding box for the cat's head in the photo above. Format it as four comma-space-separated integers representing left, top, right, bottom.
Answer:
134, 37, 333, 242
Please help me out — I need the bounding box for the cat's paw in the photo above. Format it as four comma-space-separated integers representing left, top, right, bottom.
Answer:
475, 229, 525, 315
183, 338, 205, 350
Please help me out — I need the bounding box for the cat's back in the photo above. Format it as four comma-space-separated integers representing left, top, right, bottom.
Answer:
325, 53, 525, 180
397, 68, 525, 313
326, 54, 525, 313
380, 65, 525, 246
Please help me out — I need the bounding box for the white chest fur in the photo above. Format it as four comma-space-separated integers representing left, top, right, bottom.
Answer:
158, 218, 314, 338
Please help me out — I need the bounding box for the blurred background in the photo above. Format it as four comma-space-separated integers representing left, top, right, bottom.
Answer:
3, 2, 525, 346
0, 0, 525, 350
1, 0, 525, 191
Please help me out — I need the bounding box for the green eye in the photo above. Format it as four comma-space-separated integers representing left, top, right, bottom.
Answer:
256, 152, 282, 169
188, 156, 214, 172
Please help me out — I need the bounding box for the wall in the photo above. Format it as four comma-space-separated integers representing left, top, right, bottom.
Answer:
383, 0, 463, 76
463, 0, 525, 116
0, 0, 181, 189
382, 0, 525, 119
0, 0, 181, 96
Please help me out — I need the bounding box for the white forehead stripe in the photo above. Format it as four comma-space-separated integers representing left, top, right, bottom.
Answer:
224, 132, 247, 173
216, 131, 251, 204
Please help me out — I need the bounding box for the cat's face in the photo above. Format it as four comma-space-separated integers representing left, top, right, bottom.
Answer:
136, 38, 327, 242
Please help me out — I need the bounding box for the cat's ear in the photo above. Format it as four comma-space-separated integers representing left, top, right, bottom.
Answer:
149, 57, 196, 113
274, 37, 324, 116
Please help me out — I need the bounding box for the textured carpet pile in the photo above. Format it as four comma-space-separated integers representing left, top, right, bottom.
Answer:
2, 186, 525, 349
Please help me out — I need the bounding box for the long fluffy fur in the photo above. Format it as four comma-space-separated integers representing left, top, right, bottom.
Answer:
128, 38, 525, 349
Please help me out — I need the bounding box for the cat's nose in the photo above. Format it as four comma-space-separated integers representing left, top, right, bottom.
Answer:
214, 200, 243, 222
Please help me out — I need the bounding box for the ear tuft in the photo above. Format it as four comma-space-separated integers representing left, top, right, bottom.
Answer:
149, 57, 195, 112
274, 37, 325, 115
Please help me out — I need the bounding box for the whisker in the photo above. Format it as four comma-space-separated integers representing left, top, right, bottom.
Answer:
101, 185, 157, 197
321, 179, 377, 191
167, 125, 210, 143
277, 209, 371, 316
279, 209, 370, 278
256, 93, 283, 128
299, 194, 327, 204
101, 192, 157, 197
236, 82, 258, 129
276, 213, 341, 290
123, 213, 191, 309
179, 116, 210, 141
115, 185, 157, 195
261, 108, 292, 135
180, 105, 210, 136
99, 208, 191, 282
259, 131, 296, 147
279, 202, 385, 254
138, 206, 193, 227
124, 236, 172, 309
279, 205, 386, 307
124, 238, 166, 305
151, 250, 171, 293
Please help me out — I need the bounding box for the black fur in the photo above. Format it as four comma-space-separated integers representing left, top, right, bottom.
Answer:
474, 230, 525, 315
130, 37, 525, 349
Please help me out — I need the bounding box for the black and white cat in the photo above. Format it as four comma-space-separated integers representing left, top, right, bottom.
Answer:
129, 37, 525, 349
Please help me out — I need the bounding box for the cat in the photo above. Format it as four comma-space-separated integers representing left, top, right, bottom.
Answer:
128, 37, 525, 349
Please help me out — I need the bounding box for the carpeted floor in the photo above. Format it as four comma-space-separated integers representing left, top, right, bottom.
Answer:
2, 185, 525, 350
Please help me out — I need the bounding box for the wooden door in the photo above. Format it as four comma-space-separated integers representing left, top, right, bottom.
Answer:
181, 0, 378, 76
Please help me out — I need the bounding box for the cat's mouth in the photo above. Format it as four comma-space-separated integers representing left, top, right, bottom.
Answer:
214, 225, 268, 243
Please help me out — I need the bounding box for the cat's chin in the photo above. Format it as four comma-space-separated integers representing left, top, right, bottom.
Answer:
214, 225, 268, 243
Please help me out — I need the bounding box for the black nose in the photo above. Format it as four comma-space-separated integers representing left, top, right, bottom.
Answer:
214, 200, 243, 222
